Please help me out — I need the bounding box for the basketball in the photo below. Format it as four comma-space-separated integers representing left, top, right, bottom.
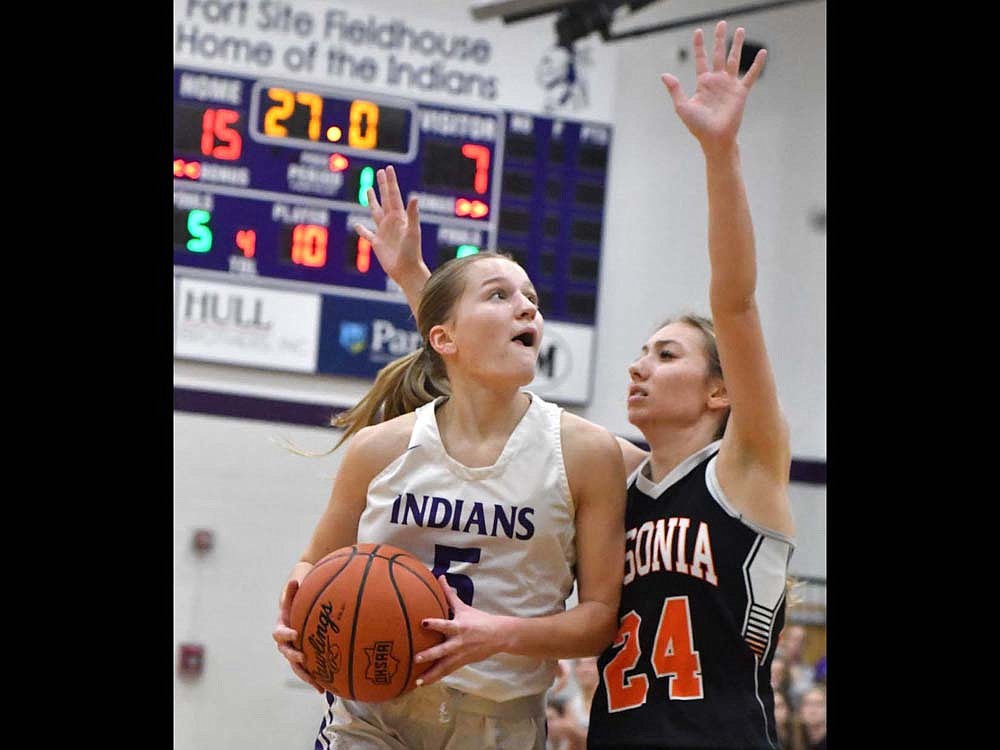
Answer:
290, 542, 449, 702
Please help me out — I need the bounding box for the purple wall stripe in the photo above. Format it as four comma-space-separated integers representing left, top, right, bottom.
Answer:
173, 387, 826, 486
174, 387, 338, 428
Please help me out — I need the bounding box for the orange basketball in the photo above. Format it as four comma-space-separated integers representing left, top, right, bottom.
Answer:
290, 542, 449, 702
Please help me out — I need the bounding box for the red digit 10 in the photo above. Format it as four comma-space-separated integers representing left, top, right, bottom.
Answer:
291, 224, 328, 268
200, 108, 242, 161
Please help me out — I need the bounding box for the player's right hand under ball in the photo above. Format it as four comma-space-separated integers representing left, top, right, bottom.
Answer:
273, 578, 326, 694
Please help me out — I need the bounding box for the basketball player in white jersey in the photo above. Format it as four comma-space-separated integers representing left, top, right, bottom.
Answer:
273, 248, 627, 749
364, 21, 799, 749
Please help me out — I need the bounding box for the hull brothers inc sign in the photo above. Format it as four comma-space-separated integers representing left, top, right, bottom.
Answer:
174, 277, 321, 371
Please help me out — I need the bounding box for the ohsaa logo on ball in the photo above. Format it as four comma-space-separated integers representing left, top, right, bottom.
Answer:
364, 641, 400, 685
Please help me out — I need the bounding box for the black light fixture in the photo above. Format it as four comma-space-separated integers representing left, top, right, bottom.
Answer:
467, 0, 823, 55
469, 0, 591, 24
555, 2, 624, 48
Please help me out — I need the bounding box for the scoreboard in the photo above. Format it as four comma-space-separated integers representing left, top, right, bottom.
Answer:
173, 65, 613, 402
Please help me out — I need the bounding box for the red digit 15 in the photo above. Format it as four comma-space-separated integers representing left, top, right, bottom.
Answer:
201, 108, 242, 161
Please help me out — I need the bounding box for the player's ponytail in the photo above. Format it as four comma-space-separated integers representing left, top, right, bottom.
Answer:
330, 346, 449, 450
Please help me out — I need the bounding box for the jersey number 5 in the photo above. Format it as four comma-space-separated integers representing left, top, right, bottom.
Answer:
431, 544, 481, 607
603, 596, 704, 711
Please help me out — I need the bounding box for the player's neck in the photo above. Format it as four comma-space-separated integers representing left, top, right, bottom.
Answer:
435, 389, 531, 465
641, 424, 718, 484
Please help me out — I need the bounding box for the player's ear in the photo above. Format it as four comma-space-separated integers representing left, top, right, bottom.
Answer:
706, 378, 729, 411
428, 323, 456, 356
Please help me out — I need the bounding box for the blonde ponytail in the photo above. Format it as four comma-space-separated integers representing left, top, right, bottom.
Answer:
330, 346, 450, 451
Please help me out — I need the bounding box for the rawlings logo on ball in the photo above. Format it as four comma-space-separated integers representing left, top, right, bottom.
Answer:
308, 602, 343, 683
364, 641, 399, 685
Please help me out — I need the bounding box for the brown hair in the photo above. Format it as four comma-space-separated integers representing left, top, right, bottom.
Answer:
329, 251, 514, 450
656, 313, 729, 440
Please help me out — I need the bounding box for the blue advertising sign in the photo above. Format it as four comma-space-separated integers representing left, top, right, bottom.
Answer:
317, 295, 421, 378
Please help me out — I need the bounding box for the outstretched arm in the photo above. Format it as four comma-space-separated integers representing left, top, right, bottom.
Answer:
661, 21, 793, 534
354, 165, 431, 323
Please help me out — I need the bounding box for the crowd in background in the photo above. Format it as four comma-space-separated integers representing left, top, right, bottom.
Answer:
770, 624, 827, 750
545, 623, 827, 750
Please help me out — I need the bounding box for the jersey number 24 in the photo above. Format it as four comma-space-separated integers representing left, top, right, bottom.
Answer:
603, 596, 704, 710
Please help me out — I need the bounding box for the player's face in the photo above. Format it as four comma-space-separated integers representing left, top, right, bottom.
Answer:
799, 689, 826, 727
781, 625, 805, 658
442, 257, 543, 386
626, 322, 719, 429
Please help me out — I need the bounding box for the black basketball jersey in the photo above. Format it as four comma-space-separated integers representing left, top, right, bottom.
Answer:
587, 441, 795, 750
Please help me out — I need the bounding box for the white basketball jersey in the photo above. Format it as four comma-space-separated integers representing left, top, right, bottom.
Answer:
356, 391, 576, 701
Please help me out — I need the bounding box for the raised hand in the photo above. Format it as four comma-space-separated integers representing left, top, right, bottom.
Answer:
353, 165, 425, 286
660, 21, 766, 155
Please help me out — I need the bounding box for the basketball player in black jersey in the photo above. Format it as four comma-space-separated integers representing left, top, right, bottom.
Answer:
363, 20, 798, 749
583, 22, 795, 750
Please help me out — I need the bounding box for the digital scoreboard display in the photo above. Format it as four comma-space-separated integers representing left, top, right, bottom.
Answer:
173, 66, 612, 324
